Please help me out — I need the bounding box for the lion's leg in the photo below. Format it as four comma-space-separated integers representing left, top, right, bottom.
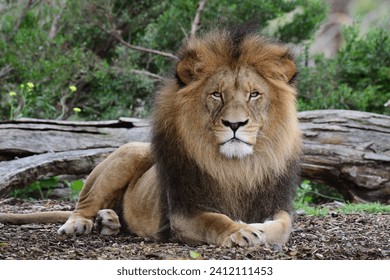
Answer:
58, 142, 153, 235
170, 212, 266, 247
170, 210, 292, 247
121, 166, 164, 239
249, 210, 292, 245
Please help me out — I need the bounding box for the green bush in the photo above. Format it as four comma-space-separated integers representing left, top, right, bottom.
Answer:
298, 24, 390, 115
0, 0, 326, 121
11, 177, 60, 199
295, 180, 344, 205
6, 2, 388, 120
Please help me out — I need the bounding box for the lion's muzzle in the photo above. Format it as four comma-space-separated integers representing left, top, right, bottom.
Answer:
217, 121, 253, 158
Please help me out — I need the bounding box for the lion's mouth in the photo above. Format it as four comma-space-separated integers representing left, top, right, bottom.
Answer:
219, 137, 254, 159
219, 137, 252, 146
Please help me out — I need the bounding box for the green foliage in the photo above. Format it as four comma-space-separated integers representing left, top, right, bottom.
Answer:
2, 1, 388, 120
11, 176, 83, 201
0, 7, 94, 119
295, 180, 344, 205
269, 0, 328, 43
0, 0, 326, 121
339, 203, 390, 214
67, 179, 84, 201
294, 180, 390, 216
293, 201, 329, 216
11, 176, 60, 199
189, 250, 202, 259
298, 24, 390, 115
294, 179, 342, 216
294, 201, 390, 217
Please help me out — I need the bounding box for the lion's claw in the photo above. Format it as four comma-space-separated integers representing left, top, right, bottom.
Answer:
57, 217, 94, 235
95, 209, 121, 235
221, 226, 265, 247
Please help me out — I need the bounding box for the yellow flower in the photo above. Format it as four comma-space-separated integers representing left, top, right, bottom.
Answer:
69, 85, 77, 92
73, 107, 82, 113
9, 91, 17, 97
26, 82, 34, 89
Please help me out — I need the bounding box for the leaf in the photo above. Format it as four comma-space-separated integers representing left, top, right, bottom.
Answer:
70, 180, 84, 192
189, 250, 201, 259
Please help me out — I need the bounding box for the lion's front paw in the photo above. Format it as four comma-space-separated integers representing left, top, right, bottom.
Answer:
221, 225, 265, 247
95, 209, 121, 235
57, 216, 94, 235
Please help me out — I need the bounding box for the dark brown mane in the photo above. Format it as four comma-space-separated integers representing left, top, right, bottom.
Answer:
152, 27, 301, 224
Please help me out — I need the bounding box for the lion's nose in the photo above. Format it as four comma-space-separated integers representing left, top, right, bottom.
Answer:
221, 119, 249, 132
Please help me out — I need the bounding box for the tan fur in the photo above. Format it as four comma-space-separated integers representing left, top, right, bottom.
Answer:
0, 29, 301, 247
0, 211, 71, 224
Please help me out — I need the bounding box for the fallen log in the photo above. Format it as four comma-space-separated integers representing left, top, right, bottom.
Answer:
0, 110, 389, 203
0, 117, 150, 160
299, 110, 390, 203
0, 117, 150, 197
0, 148, 114, 197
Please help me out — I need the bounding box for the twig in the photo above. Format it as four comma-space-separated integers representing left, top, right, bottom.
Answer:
0, 65, 13, 80
112, 32, 178, 60
103, 4, 177, 60
128, 69, 164, 81
0, 197, 16, 206
111, 66, 163, 81
189, 0, 207, 40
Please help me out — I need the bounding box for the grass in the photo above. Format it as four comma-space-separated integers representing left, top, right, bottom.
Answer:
294, 201, 329, 216
338, 202, 390, 214
294, 201, 390, 216
293, 180, 390, 216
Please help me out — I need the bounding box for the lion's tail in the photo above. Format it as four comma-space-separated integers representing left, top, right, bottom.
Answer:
0, 211, 72, 224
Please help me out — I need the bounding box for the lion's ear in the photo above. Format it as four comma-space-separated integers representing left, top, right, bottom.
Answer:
176, 50, 203, 85
281, 55, 297, 85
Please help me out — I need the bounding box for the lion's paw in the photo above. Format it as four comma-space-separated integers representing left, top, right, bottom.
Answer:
57, 217, 94, 235
249, 220, 291, 245
95, 209, 121, 235
221, 225, 265, 247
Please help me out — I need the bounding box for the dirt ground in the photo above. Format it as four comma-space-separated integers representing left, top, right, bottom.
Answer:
0, 199, 389, 260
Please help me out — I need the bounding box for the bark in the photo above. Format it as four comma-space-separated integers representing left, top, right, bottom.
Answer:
0, 110, 389, 203
309, 0, 353, 58
0, 117, 150, 160
0, 148, 113, 197
0, 117, 150, 197
48, 0, 67, 39
300, 110, 390, 203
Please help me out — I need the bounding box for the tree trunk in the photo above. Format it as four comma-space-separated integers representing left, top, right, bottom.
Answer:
300, 110, 390, 203
0, 148, 113, 197
0, 110, 389, 203
0, 117, 150, 160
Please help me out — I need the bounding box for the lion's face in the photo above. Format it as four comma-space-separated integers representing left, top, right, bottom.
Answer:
153, 30, 301, 188
203, 66, 269, 159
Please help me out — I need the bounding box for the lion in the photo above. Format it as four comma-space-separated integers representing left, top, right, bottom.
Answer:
0, 27, 301, 247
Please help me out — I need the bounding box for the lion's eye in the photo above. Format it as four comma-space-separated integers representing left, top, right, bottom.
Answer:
211, 91, 222, 99
249, 91, 261, 100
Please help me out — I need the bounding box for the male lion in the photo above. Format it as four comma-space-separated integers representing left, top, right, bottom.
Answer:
0, 28, 301, 247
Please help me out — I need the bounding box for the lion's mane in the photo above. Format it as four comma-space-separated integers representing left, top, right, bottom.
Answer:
152, 28, 301, 223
